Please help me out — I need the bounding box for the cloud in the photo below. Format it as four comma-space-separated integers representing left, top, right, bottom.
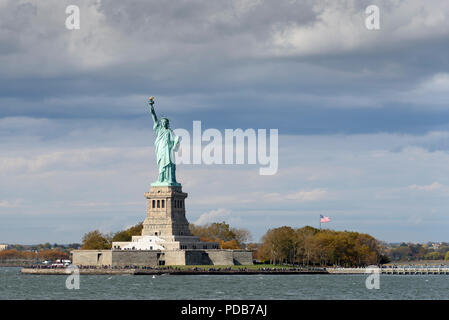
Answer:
284, 189, 329, 202
0, 200, 22, 208
2, 130, 449, 242
0, 0, 449, 136
272, 0, 449, 57
263, 189, 330, 203
70, 201, 141, 207
194, 208, 232, 225
395, 73, 449, 109
408, 182, 445, 192
2, 1, 449, 243
0, 147, 152, 174
420, 73, 449, 92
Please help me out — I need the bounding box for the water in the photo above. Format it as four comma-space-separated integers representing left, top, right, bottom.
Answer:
1, 267, 448, 299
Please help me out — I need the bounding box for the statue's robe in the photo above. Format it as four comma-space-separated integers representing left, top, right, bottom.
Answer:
153, 120, 179, 183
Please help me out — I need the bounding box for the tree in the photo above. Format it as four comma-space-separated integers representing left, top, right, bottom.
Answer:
257, 225, 384, 267
258, 226, 296, 264
81, 230, 111, 250
38, 249, 69, 261
220, 240, 240, 249
389, 245, 412, 261
246, 243, 261, 260
438, 245, 449, 255
445, 251, 449, 261
190, 222, 251, 249
295, 226, 319, 266
424, 251, 442, 260
233, 228, 252, 246
111, 222, 143, 242
112, 230, 131, 242
43, 242, 52, 249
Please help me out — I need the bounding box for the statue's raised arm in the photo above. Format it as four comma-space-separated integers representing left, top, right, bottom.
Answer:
149, 96, 158, 127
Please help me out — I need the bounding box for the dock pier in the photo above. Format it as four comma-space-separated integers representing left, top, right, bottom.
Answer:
327, 266, 449, 275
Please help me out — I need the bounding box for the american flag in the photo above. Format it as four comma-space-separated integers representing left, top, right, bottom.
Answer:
320, 215, 331, 223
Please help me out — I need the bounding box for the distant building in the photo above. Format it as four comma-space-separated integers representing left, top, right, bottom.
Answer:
430, 242, 440, 250
0, 244, 9, 251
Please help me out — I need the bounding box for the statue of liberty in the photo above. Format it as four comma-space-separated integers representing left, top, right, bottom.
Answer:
148, 97, 181, 186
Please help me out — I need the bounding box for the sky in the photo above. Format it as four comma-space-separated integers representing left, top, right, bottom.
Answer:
1, 0, 449, 244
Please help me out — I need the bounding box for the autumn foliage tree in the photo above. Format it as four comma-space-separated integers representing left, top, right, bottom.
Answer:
37, 250, 69, 261
0, 249, 35, 261
80, 223, 143, 249
386, 242, 449, 261
0, 249, 68, 262
111, 222, 143, 242
81, 230, 111, 250
257, 226, 387, 267
80, 221, 251, 250
258, 226, 297, 264
190, 222, 251, 249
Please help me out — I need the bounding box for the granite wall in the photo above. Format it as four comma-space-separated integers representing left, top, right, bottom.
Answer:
71, 249, 253, 266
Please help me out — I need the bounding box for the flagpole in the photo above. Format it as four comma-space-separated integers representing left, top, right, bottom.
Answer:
319, 215, 321, 230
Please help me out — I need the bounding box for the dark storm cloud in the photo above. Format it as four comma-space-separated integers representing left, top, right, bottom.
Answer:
0, 0, 449, 134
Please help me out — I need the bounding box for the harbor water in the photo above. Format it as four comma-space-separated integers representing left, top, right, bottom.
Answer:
1, 267, 448, 300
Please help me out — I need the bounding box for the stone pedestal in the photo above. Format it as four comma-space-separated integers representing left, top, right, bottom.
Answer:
138, 185, 218, 250
97, 184, 254, 266
142, 185, 190, 238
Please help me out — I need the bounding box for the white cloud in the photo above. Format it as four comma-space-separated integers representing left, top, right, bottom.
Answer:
271, 1, 449, 57
70, 201, 141, 207
284, 188, 329, 202
194, 208, 231, 225
0, 116, 51, 129
397, 73, 449, 108
420, 73, 449, 92
271, 2, 364, 56
3, 0, 449, 79
0, 147, 152, 174
408, 182, 445, 192
0, 200, 22, 208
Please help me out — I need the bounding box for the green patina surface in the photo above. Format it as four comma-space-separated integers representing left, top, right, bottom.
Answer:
148, 97, 181, 187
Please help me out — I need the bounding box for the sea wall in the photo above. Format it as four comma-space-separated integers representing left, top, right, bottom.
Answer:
204, 250, 234, 265
112, 250, 161, 267
71, 249, 253, 266
21, 268, 134, 275
72, 250, 160, 267
232, 250, 254, 265
72, 250, 112, 266
164, 250, 186, 265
